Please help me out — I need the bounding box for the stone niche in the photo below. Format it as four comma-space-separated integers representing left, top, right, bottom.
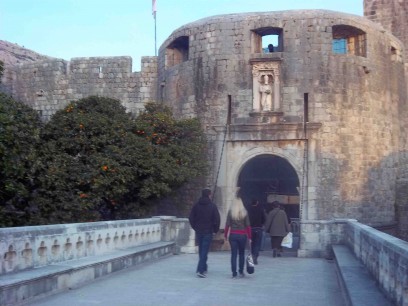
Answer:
251, 61, 281, 112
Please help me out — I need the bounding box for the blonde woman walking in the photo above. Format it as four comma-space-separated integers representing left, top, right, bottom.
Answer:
224, 188, 252, 278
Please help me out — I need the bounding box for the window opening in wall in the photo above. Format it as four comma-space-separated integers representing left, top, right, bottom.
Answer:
390, 46, 401, 62
227, 95, 232, 125
251, 27, 283, 53
332, 25, 366, 57
303, 93, 309, 124
332, 39, 347, 54
262, 34, 279, 53
165, 36, 189, 68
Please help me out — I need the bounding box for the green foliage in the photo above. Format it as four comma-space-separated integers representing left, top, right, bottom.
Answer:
29, 97, 208, 225
134, 102, 208, 198
31, 96, 146, 224
0, 93, 42, 226
0, 95, 208, 226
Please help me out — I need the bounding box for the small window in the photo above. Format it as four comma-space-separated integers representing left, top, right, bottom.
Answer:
165, 36, 189, 68
262, 34, 279, 53
390, 46, 402, 62
332, 25, 366, 57
332, 39, 347, 54
251, 27, 283, 53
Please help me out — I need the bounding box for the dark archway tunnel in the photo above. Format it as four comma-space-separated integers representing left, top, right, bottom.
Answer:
238, 154, 300, 220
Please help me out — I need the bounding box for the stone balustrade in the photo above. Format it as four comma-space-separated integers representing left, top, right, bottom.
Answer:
344, 220, 408, 305
0, 216, 195, 276
299, 218, 408, 304
1, 215, 407, 304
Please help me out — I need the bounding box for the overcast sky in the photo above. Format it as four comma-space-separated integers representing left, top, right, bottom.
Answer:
0, 0, 363, 71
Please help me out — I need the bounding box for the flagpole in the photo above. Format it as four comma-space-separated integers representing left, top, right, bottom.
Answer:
153, 0, 157, 56
154, 14, 157, 56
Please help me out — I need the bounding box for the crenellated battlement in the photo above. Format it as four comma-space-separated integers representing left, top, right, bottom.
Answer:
2, 55, 158, 120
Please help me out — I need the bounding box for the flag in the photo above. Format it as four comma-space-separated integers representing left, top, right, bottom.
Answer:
152, 0, 157, 19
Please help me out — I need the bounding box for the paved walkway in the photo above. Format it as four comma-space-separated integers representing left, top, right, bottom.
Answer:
28, 250, 345, 306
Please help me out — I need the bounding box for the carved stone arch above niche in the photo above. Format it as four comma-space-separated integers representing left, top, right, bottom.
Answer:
251, 61, 281, 112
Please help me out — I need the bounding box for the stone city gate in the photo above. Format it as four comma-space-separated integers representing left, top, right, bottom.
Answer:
216, 139, 309, 251
237, 153, 301, 252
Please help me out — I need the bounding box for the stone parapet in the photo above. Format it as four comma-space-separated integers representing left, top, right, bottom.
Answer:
299, 218, 408, 304
345, 220, 408, 306
153, 216, 196, 254
0, 217, 196, 276
298, 219, 351, 258
0, 217, 195, 305
0, 241, 174, 306
0, 218, 166, 275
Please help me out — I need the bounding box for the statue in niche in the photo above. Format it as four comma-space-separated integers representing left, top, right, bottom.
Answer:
252, 62, 281, 112
259, 73, 273, 111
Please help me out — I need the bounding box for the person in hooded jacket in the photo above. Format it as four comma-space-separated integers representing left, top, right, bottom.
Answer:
189, 188, 221, 278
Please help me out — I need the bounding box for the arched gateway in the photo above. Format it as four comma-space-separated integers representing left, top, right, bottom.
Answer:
238, 154, 299, 219
237, 154, 300, 253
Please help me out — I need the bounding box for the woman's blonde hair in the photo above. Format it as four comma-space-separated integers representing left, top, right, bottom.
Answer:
230, 188, 247, 220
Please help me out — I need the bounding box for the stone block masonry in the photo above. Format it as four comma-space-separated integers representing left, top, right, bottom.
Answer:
7, 56, 158, 120
158, 9, 407, 231
0, 216, 196, 306
364, 0, 408, 244
1, 2, 408, 252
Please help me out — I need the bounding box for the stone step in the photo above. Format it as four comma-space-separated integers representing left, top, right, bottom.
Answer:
332, 245, 393, 306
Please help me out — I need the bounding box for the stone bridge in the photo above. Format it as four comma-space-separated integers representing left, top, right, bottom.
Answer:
0, 217, 407, 306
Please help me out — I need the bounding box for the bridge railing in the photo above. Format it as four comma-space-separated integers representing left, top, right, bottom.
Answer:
0, 216, 196, 276
344, 220, 408, 305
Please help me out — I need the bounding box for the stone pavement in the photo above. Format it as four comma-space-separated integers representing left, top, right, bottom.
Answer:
28, 250, 345, 306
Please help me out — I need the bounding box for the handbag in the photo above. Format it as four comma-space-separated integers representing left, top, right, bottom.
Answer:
246, 239, 255, 274
281, 232, 293, 248
246, 253, 255, 274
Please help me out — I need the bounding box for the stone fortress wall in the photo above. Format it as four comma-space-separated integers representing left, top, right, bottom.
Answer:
158, 9, 407, 237
1, 1, 408, 251
1, 55, 157, 120
364, 0, 408, 240
364, 0, 408, 63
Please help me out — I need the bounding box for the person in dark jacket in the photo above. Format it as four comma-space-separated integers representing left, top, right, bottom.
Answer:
248, 199, 265, 264
189, 188, 221, 278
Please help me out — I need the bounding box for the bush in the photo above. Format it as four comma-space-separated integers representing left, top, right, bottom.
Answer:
133, 102, 208, 198
29, 97, 208, 224
0, 93, 42, 226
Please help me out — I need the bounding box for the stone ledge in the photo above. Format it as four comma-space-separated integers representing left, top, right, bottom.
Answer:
0, 241, 175, 306
332, 245, 393, 306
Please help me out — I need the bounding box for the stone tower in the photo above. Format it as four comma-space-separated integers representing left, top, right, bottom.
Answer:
158, 9, 407, 256
364, 0, 408, 242
364, 0, 408, 63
